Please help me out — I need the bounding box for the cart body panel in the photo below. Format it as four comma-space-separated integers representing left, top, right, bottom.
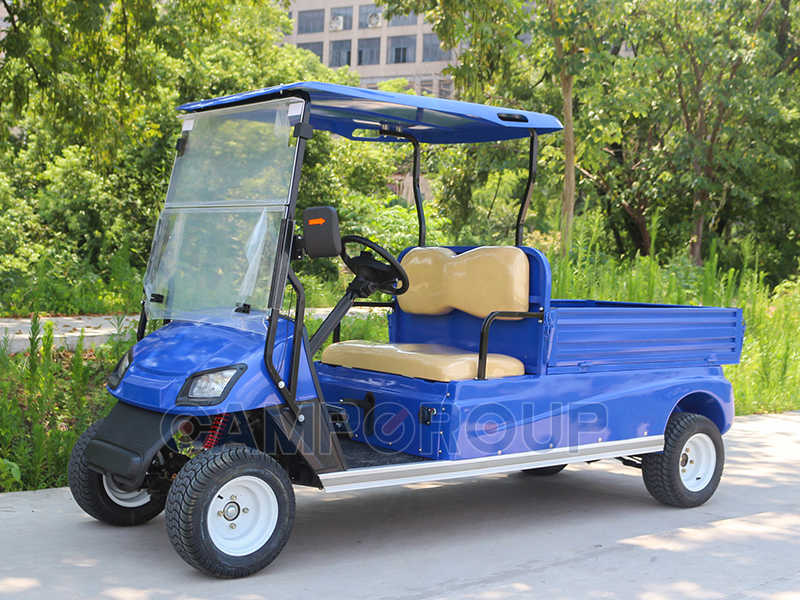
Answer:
317, 362, 733, 462
109, 318, 315, 416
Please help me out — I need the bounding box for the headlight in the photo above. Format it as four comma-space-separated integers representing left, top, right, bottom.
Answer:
190, 369, 238, 398
107, 348, 133, 389
177, 365, 247, 406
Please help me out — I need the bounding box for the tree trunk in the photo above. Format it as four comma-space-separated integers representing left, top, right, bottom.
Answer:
620, 202, 651, 256
560, 70, 576, 256
636, 218, 652, 257
689, 207, 704, 265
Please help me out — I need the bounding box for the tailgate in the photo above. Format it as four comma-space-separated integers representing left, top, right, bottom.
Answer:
546, 306, 744, 374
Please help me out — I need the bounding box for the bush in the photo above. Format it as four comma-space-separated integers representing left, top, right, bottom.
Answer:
0, 314, 133, 491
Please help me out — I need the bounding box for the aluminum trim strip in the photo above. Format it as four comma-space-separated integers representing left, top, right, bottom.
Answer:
319, 435, 664, 493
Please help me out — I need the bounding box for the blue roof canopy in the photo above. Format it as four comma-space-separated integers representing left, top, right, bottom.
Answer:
178, 81, 562, 144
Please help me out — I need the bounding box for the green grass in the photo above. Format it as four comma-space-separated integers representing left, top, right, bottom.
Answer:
0, 314, 133, 491
305, 312, 389, 360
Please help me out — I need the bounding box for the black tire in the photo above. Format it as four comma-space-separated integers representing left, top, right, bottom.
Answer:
68, 420, 166, 526
522, 464, 567, 476
642, 412, 724, 508
165, 445, 295, 578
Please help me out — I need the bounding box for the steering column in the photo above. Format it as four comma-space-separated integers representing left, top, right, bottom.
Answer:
307, 235, 408, 356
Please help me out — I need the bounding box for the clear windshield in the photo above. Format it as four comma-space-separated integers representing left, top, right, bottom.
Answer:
143, 98, 304, 326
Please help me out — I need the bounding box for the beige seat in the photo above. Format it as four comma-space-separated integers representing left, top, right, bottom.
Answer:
321, 340, 524, 382
321, 246, 530, 381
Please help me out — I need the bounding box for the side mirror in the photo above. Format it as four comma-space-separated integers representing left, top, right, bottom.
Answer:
302, 206, 342, 258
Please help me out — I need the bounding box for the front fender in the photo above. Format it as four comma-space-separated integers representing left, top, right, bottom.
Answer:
85, 401, 187, 490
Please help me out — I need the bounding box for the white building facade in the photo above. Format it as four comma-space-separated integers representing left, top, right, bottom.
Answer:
285, 1, 453, 97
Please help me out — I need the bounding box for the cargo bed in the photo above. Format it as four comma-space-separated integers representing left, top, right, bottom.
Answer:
546, 300, 745, 375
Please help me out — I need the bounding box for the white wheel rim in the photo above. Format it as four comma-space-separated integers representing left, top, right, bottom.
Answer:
102, 475, 151, 508
206, 475, 279, 557
679, 433, 717, 492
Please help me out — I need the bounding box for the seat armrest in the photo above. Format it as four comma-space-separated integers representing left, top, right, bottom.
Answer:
477, 310, 544, 380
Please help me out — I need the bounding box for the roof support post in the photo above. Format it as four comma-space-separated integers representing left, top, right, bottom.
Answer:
515, 130, 539, 246
381, 128, 426, 247
264, 92, 312, 421
410, 136, 426, 247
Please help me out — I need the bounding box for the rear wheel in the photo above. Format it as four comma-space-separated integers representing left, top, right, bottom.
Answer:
642, 413, 724, 508
165, 445, 295, 578
68, 420, 166, 526
522, 464, 567, 476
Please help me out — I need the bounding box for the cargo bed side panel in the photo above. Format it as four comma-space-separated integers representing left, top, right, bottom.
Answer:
547, 306, 744, 374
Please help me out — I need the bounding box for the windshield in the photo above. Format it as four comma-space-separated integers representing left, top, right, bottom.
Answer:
143, 97, 304, 326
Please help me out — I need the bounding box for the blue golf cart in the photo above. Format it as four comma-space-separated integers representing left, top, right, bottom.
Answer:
68, 82, 745, 578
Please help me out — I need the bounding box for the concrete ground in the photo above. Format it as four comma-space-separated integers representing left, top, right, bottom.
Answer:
0, 315, 139, 354
1, 413, 799, 600
0, 309, 386, 354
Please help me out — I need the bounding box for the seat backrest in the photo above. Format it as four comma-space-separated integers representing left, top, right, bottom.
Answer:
398, 246, 529, 318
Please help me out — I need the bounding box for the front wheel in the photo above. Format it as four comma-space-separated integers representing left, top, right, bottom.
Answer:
642, 413, 724, 508
165, 445, 295, 578
68, 420, 166, 526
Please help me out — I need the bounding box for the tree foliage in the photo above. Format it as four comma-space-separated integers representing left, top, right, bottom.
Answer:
382, 0, 800, 279
0, 0, 798, 318
0, 0, 427, 313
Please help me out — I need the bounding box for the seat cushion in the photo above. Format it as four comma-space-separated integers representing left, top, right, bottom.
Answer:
398, 246, 530, 319
320, 340, 525, 382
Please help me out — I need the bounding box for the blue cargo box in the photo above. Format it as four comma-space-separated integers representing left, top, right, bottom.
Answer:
546, 301, 744, 374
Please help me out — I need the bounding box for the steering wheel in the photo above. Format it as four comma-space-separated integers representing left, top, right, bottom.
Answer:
340, 235, 409, 295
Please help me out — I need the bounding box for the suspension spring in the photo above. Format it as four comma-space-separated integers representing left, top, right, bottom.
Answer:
203, 414, 229, 449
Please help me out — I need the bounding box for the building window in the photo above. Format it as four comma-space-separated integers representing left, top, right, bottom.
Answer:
330, 39, 352, 67
357, 37, 380, 65
438, 79, 452, 98
330, 6, 353, 31
298, 9, 325, 34
297, 42, 324, 62
389, 12, 417, 27
359, 4, 382, 29
423, 33, 450, 62
388, 35, 416, 64
420, 79, 433, 95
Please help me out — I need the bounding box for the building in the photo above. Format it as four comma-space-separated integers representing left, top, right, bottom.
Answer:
285, 1, 453, 97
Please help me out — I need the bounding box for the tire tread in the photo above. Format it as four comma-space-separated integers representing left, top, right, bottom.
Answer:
642, 412, 723, 508
165, 445, 295, 578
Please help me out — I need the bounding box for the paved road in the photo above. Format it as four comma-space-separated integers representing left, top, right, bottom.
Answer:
0, 315, 139, 354
1, 413, 799, 600
0, 308, 386, 354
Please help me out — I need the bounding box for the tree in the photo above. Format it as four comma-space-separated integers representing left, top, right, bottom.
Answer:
542, 0, 619, 254
628, 0, 796, 264
547, 0, 578, 255
0, 0, 396, 313
380, 0, 620, 253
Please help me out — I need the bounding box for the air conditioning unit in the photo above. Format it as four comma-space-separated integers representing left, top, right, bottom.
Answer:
329, 16, 344, 31
367, 12, 382, 28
